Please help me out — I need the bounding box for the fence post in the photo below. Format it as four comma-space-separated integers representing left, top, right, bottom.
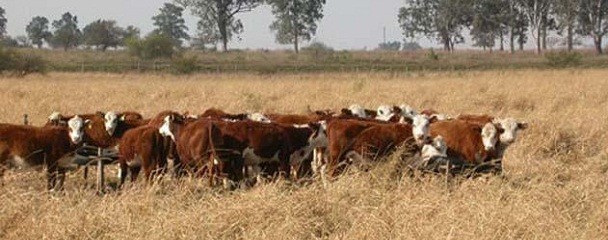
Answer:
96, 148, 105, 194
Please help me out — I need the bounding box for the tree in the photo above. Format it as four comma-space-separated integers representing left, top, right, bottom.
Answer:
177, 0, 263, 52
26, 16, 52, 48
553, 0, 579, 51
152, 3, 189, 46
83, 19, 125, 51
51, 12, 82, 51
123, 25, 140, 41
471, 0, 504, 51
516, 0, 552, 54
578, 0, 608, 54
126, 33, 175, 59
0, 7, 6, 39
267, 0, 326, 53
399, 0, 474, 52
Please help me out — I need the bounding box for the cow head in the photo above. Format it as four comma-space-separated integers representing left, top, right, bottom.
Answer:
493, 118, 528, 145
421, 136, 448, 160
481, 122, 502, 151
399, 104, 418, 119
67, 116, 90, 144
412, 115, 432, 145
375, 105, 395, 121
104, 111, 120, 136
348, 104, 367, 118
247, 112, 271, 123
159, 114, 184, 142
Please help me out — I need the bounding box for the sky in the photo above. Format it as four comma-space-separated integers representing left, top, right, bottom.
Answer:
2, 0, 418, 50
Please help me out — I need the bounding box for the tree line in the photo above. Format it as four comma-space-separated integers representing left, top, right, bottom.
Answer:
399, 0, 608, 54
0, 0, 326, 54
1, 1, 607, 54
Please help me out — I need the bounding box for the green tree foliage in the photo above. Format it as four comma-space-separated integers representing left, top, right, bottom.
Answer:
398, 0, 474, 52
0, 45, 46, 75
83, 19, 125, 51
377, 41, 402, 51
402, 41, 422, 51
578, 0, 608, 54
516, 0, 552, 54
471, 0, 509, 51
26, 16, 52, 48
51, 12, 82, 51
127, 34, 175, 59
177, 0, 262, 52
152, 3, 189, 46
267, 0, 326, 53
0, 7, 7, 39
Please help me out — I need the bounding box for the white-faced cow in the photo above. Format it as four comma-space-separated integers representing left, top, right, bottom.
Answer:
0, 116, 88, 190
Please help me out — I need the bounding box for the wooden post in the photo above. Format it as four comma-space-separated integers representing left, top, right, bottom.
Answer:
23, 114, 28, 125
96, 148, 105, 194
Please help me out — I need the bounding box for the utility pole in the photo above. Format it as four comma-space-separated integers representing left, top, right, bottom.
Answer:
383, 27, 386, 44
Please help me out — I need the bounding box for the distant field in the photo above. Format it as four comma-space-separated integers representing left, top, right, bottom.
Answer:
16, 48, 608, 73
0, 70, 607, 239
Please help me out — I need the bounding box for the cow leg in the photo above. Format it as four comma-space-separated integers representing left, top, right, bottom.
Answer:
56, 168, 66, 191
46, 166, 57, 191
130, 166, 141, 183
118, 162, 128, 187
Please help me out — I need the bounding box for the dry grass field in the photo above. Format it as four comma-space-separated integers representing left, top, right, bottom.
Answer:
0, 70, 607, 239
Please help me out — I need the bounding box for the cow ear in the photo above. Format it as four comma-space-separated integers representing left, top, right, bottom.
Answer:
518, 122, 529, 130
429, 115, 438, 123
120, 115, 126, 121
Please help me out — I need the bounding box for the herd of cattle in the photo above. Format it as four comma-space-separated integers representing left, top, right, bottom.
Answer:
0, 104, 528, 191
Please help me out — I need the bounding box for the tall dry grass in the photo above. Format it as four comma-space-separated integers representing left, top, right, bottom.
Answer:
0, 70, 607, 239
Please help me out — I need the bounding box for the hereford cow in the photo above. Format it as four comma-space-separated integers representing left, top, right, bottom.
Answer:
117, 125, 170, 186
429, 119, 502, 164
159, 114, 327, 188
457, 114, 528, 160
0, 116, 88, 190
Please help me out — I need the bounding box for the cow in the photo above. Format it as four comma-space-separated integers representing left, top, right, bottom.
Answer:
103, 111, 145, 136
343, 121, 419, 169
429, 119, 502, 165
117, 125, 170, 186
159, 114, 327, 188
0, 116, 88, 191
457, 114, 528, 161
324, 115, 431, 178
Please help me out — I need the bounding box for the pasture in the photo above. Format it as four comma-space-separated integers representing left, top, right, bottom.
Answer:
1, 70, 607, 239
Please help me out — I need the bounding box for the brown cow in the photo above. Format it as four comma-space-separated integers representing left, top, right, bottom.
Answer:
117, 125, 170, 186
344, 122, 418, 165
0, 116, 88, 190
457, 114, 528, 161
429, 119, 502, 164
159, 114, 327, 188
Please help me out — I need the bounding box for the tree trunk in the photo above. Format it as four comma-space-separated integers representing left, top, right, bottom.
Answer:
510, 27, 515, 53
499, 31, 504, 51
536, 27, 542, 54
294, 29, 299, 54
595, 36, 603, 54
37, 43, 43, 49
567, 24, 573, 51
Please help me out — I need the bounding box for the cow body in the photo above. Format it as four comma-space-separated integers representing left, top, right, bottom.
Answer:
118, 125, 170, 185
429, 120, 498, 164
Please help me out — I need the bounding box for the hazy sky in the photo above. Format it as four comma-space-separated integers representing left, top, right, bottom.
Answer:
2, 0, 420, 50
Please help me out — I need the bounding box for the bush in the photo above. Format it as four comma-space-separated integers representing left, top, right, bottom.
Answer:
545, 51, 582, 68
171, 56, 200, 74
302, 42, 334, 61
126, 34, 175, 60
0, 46, 46, 76
426, 49, 439, 61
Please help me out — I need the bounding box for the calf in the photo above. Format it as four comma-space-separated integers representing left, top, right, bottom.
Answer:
457, 114, 528, 159
429, 119, 501, 164
0, 116, 87, 190
118, 125, 170, 186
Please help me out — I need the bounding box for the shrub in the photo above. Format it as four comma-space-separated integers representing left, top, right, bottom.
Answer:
0, 46, 46, 76
426, 49, 439, 61
126, 34, 175, 60
545, 51, 582, 68
302, 42, 334, 61
171, 56, 200, 74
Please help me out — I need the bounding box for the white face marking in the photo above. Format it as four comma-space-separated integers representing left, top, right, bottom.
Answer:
48, 112, 62, 122
67, 116, 86, 144
158, 116, 175, 142
375, 105, 394, 121
349, 104, 367, 118
399, 104, 418, 119
248, 113, 271, 123
481, 123, 499, 151
494, 118, 525, 145
412, 115, 431, 145
104, 111, 119, 136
